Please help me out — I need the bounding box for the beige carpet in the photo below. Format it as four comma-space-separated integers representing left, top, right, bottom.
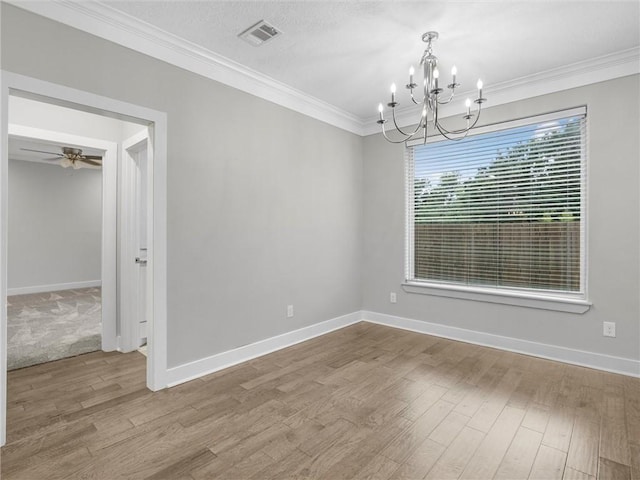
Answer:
7, 287, 101, 370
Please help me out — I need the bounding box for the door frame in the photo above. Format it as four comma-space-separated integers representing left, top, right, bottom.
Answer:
0, 71, 169, 446
8, 124, 118, 352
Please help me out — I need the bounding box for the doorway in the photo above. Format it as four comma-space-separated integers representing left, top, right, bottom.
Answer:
6, 125, 116, 369
0, 71, 168, 446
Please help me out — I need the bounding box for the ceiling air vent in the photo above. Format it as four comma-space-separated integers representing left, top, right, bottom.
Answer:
239, 20, 281, 46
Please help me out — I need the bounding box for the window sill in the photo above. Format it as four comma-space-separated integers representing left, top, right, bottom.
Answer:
401, 282, 591, 314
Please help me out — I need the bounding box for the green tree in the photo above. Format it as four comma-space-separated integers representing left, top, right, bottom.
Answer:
415, 119, 581, 224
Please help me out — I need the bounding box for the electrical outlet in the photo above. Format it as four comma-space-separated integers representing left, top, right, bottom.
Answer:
390, 292, 397, 304
287, 305, 294, 318
603, 321, 616, 337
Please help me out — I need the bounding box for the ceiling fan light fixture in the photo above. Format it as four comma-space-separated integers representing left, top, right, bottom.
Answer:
20, 146, 102, 169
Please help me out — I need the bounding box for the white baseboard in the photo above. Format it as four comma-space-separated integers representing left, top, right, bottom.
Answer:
165, 311, 363, 387
164, 309, 639, 388
363, 311, 640, 378
7, 280, 102, 296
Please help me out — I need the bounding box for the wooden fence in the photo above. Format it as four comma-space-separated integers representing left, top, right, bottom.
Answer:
414, 222, 581, 291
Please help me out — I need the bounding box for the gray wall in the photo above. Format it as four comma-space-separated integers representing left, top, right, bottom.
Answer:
363, 75, 640, 362
3, 4, 637, 370
7, 159, 102, 290
0, 4, 364, 368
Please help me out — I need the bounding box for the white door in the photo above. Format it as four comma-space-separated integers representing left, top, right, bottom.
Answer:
136, 144, 148, 343
120, 130, 149, 352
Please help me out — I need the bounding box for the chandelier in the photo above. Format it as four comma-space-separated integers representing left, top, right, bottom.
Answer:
377, 31, 487, 144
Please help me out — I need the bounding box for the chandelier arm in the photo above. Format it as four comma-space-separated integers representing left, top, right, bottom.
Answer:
422, 117, 429, 144
429, 95, 438, 114
392, 107, 424, 138
409, 90, 425, 105
436, 91, 455, 105
431, 98, 481, 136
434, 122, 472, 141
433, 104, 483, 136
434, 113, 481, 138
433, 117, 478, 137
381, 123, 416, 144
427, 95, 438, 125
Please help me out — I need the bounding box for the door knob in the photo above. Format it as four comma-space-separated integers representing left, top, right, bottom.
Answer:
135, 257, 148, 266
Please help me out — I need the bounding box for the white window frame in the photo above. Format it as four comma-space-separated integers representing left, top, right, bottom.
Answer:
403, 107, 591, 313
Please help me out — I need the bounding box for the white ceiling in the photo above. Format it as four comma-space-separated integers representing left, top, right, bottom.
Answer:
9, 1, 640, 134
99, 1, 640, 120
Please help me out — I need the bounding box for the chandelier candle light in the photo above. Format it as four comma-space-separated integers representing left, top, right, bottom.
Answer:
377, 31, 487, 144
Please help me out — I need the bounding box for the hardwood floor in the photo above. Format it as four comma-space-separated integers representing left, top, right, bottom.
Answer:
2, 322, 638, 479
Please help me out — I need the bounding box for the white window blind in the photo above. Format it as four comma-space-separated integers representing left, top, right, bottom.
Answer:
406, 108, 586, 296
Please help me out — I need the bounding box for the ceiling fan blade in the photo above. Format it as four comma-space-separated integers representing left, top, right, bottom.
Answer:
80, 158, 102, 166
20, 148, 63, 157
82, 155, 103, 160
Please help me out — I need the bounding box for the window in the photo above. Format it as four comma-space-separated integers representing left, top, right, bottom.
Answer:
406, 108, 587, 304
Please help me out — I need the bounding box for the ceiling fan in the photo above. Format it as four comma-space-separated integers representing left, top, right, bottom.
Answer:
20, 146, 102, 169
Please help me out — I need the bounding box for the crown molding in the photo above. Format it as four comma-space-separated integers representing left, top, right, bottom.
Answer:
6, 0, 367, 136
7, 1, 638, 138
362, 46, 640, 136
